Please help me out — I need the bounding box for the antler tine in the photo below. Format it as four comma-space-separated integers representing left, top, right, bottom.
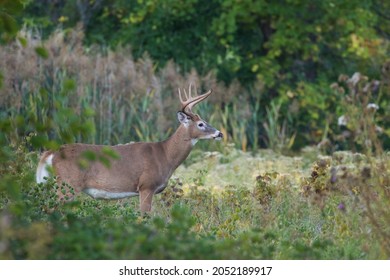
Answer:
178, 88, 184, 104
188, 82, 193, 99
182, 83, 195, 102
179, 85, 191, 104
178, 85, 212, 116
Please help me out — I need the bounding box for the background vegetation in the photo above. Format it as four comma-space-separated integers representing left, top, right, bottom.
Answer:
0, 0, 389, 259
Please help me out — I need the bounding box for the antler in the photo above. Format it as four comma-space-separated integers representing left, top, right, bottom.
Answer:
178, 84, 212, 117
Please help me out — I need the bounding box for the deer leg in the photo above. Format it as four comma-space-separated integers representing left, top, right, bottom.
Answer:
139, 188, 154, 213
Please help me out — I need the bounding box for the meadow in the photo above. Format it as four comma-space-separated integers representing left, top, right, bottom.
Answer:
1, 141, 389, 259
0, 27, 389, 259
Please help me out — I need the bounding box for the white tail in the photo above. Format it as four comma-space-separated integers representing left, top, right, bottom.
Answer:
36, 152, 53, 183
36, 86, 223, 212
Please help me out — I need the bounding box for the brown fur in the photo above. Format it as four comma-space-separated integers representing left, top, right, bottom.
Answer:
37, 88, 222, 212
37, 120, 222, 212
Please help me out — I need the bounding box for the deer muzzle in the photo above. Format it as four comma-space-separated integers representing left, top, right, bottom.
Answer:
214, 131, 223, 140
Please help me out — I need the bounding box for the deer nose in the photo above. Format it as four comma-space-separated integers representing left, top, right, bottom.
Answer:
213, 132, 223, 140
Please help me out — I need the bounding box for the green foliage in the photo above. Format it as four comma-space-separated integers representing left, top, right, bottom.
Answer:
22, 0, 388, 85
253, 172, 279, 206
263, 101, 296, 152
0, 0, 24, 44
0, 33, 100, 260
34, 46, 49, 58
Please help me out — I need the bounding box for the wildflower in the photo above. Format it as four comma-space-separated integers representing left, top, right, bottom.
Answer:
347, 72, 362, 87
366, 103, 379, 111
375, 125, 383, 134
58, 16, 69, 23
372, 80, 380, 92
338, 115, 348, 126
330, 167, 337, 184
330, 82, 339, 90
338, 74, 349, 82
363, 80, 380, 93
337, 202, 346, 212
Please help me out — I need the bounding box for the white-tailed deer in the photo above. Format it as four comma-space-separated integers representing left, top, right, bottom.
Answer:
36, 86, 223, 212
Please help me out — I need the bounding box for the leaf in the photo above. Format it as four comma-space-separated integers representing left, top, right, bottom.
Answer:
101, 146, 120, 160
17, 36, 27, 47
0, 0, 23, 14
82, 150, 97, 161
98, 155, 111, 168
83, 106, 95, 118
62, 79, 76, 92
77, 158, 89, 170
0, 13, 18, 34
35, 46, 49, 59
30, 134, 49, 148
45, 140, 60, 151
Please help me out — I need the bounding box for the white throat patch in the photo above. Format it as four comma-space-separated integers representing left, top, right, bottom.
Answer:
191, 139, 199, 146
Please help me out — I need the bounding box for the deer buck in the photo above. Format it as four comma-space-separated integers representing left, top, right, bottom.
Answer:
36, 86, 223, 212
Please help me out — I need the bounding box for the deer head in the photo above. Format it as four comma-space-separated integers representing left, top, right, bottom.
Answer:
177, 84, 223, 142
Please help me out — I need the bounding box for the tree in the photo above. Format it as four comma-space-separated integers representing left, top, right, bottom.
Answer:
22, 0, 386, 87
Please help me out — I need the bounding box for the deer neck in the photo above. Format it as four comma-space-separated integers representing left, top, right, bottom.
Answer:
162, 124, 194, 171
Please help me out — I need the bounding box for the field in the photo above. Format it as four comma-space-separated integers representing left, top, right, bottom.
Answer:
1, 142, 389, 259
1, 2, 390, 260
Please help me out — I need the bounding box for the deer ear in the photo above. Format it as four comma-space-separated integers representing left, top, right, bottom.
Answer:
177, 111, 191, 125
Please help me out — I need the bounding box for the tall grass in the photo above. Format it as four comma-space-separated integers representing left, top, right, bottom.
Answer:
263, 100, 296, 153
0, 28, 266, 150
1, 28, 389, 152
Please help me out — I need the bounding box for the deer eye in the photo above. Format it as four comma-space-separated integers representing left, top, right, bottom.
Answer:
198, 123, 204, 128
